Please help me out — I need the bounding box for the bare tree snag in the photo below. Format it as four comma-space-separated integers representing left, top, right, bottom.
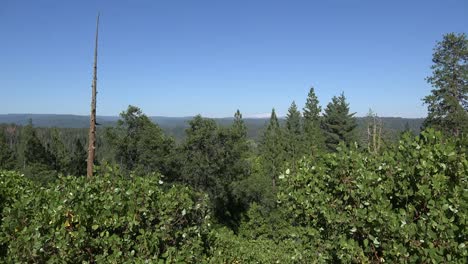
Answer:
87, 14, 100, 178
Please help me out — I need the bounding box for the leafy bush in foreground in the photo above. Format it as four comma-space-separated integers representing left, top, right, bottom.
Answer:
0, 169, 210, 263
0, 129, 466, 263
277, 129, 467, 263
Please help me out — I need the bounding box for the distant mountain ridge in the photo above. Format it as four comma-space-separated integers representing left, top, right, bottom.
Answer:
0, 114, 424, 142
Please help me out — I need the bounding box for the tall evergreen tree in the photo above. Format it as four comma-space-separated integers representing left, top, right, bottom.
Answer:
48, 128, 69, 173
0, 129, 15, 169
232, 110, 248, 139
321, 93, 357, 151
68, 138, 87, 176
284, 101, 303, 170
225, 110, 252, 227
21, 120, 53, 168
180, 115, 240, 225
180, 115, 221, 191
423, 33, 468, 136
229, 110, 250, 179
260, 108, 285, 189
18, 120, 56, 184
303, 87, 325, 154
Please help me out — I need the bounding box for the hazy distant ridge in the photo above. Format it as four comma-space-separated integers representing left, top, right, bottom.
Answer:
0, 114, 424, 142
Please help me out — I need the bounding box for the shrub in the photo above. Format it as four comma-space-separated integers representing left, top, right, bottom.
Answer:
277, 129, 467, 263
0, 168, 211, 263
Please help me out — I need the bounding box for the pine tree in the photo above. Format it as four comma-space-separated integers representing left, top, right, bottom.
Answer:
22, 120, 52, 168
225, 110, 252, 226
232, 110, 248, 139
284, 101, 303, 170
49, 128, 69, 173
180, 115, 238, 224
229, 110, 250, 179
0, 128, 15, 169
260, 108, 284, 189
303, 87, 325, 154
18, 120, 56, 184
68, 138, 87, 176
423, 33, 468, 136
322, 93, 357, 151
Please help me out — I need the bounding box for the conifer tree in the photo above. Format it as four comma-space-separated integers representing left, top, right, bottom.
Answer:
18, 120, 56, 184
232, 110, 248, 139
225, 110, 252, 226
180, 115, 239, 225
423, 33, 468, 136
284, 101, 303, 170
229, 110, 250, 178
260, 108, 284, 189
49, 128, 69, 173
22, 120, 52, 168
303, 87, 325, 154
0, 129, 15, 169
68, 138, 87, 176
321, 93, 357, 151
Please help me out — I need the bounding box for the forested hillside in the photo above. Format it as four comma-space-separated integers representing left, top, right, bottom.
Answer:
0, 114, 424, 143
0, 32, 467, 262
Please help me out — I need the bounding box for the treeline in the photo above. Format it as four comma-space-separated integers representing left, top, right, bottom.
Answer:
0, 33, 466, 262
0, 90, 399, 224
0, 114, 425, 143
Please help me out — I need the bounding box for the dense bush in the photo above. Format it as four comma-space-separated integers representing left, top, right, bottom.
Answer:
277, 129, 467, 262
0, 168, 211, 263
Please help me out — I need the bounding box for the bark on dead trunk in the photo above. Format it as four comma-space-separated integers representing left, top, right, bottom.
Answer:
87, 14, 100, 178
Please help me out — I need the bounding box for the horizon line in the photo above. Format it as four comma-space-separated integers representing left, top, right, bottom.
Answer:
1, 113, 426, 119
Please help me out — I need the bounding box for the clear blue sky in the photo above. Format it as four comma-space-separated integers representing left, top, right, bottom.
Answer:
1, 0, 467, 118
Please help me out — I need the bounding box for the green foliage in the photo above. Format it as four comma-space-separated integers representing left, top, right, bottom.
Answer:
48, 128, 70, 174
322, 93, 358, 151
207, 226, 315, 263
16, 121, 58, 184
260, 109, 285, 189
0, 129, 15, 170
0, 171, 33, 255
0, 129, 466, 262
227, 110, 251, 185
231, 157, 276, 210
277, 129, 467, 262
364, 109, 385, 154
105, 105, 177, 178
21, 120, 54, 169
303, 86, 325, 154
68, 138, 87, 176
284, 101, 304, 171
0, 168, 211, 262
180, 115, 226, 196
180, 113, 251, 227
423, 33, 468, 137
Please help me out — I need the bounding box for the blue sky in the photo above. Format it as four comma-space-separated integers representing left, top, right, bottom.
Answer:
1, 0, 467, 118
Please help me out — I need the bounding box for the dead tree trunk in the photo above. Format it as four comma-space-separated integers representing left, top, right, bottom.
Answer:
87, 14, 100, 178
